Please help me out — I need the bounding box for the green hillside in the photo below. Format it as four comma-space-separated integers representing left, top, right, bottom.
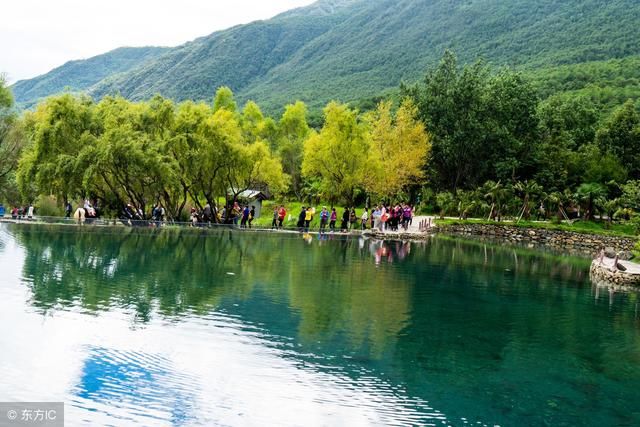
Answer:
11, 46, 168, 109
13, 0, 640, 112
242, 0, 640, 110
89, 0, 354, 106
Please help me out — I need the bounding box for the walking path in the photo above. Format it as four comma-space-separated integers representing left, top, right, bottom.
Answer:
0, 215, 438, 237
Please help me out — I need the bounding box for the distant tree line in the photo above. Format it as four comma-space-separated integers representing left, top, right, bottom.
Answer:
1, 51, 639, 226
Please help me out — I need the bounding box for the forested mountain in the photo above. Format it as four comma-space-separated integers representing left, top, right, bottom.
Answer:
11, 46, 169, 109
12, 0, 640, 112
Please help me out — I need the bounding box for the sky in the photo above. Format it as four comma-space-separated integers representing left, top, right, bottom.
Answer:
1, 0, 316, 83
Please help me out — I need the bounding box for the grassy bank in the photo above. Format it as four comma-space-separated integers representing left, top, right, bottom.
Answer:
251, 202, 368, 229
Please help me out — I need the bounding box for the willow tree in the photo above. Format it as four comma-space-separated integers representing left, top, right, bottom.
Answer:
0, 77, 25, 202
16, 94, 94, 203
241, 101, 265, 143
212, 108, 288, 210
302, 102, 368, 205
365, 99, 430, 200
278, 101, 310, 198
77, 96, 177, 217
167, 101, 212, 218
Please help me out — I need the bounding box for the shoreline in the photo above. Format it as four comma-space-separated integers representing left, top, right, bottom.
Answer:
2, 217, 637, 256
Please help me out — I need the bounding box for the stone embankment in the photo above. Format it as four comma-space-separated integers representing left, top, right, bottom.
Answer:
436, 223, 637, 254
590, 257, 640, 290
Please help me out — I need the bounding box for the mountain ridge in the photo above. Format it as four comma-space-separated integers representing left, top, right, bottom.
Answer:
10, 0, 640, 112
11, 46, 169, 109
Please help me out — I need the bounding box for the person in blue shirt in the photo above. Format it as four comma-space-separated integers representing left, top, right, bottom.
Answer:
319, 206, 329, 233
241, 205, 250, 228
0, 203, 5, 217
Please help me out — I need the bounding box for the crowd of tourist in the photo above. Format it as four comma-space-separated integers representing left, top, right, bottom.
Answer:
0, 204, 35, 220
1, 198, 418, 234
286, 203, 416, 233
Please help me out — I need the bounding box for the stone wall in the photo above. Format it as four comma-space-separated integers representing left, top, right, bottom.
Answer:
436, 223, 637, 254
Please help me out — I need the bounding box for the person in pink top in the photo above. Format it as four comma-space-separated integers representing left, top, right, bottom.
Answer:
329, 208, 337, 231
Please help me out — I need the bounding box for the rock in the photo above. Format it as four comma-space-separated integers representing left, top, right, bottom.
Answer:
616, 262, 627, 272
618, 250, 634, 261
604, 247, 617, 258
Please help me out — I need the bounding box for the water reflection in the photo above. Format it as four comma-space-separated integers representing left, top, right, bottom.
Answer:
2, 224, 640, 426
73, 346, 199, 426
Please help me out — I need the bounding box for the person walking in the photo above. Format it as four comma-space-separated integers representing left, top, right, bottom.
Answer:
329, 208, 337, 231
297, 207, 306, 231
403, 204, 412, 231
349, 208, 357, 230
278, 205, 287, 229
374, 206, 384, 232
361, 208, 369, 230
232, 203, 241, 226
248, 206, 256, 228
241, 205, 250, 228
319, 206, 329, 233
304, 206, 314, 232
203, 203, 212, 224
271, 206, 279, 229
341, 208, 350, 232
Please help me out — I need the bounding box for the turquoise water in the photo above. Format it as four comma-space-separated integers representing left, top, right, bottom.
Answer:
0, 223, 639, 426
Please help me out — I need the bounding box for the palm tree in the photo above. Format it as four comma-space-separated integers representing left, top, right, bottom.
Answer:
575, 183, 607, 221
456, 190, 477, 220
514, 180, 543, 222
483, 180, 508, 221
545, 191, 569, 222
601, 198, 619, 228
436, 192, 455, 220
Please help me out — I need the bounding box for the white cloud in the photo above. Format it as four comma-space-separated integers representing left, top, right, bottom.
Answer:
0, 0, 315, 83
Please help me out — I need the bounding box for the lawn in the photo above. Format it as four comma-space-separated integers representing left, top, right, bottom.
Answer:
251, 201, 366, 230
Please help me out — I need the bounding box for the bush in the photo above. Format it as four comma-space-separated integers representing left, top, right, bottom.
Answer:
35, 195, 63, 217
631, 214, 640, 234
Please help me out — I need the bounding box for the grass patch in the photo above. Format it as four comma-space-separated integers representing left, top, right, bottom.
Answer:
251, 201, 367, 229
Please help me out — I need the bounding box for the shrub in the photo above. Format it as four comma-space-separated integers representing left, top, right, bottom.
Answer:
35, 195, 63, 217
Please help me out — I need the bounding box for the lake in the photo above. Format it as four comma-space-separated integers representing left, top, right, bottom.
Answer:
0, 223, 639, 426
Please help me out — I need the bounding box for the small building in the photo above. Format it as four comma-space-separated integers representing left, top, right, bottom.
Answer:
236, 190, 269, 219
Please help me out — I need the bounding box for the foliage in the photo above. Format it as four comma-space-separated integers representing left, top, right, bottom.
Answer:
0, 76, 23, 202
364, 99, 430, 199
277, 101, 311, 198
15, 91, 289, 219
16, 94, 94, 202
301, 102, 369, 205
595, 100, 640, 179
402, 51, 538, 191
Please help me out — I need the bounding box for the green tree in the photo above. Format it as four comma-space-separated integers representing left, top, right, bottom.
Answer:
277, 101, 310, 198
0, 76, 23, 201
301, 102, 368, 205
514, 180, 543, 222
403, 51, 539, 190
365, 99, 430, 199
575, 183, 607, 220
213, 86, 238, 113
241, 101, 265, 143
16, 94, 94, 203
596, 100, 640, 178
77, 96, 176, 217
